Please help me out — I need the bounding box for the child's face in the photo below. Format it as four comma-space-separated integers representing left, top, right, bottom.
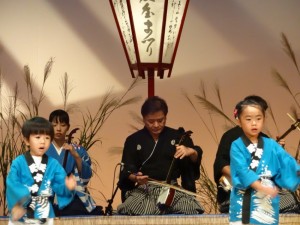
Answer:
238, 105, 264, 142
51, 121, 69, 141
24, 134, 51, 156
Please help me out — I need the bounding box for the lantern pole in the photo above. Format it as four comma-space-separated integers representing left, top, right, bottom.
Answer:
148, 69, 155, 97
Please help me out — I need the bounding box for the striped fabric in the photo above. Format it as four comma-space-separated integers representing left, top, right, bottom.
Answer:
117, 183, 204, 215
279, 189, 300, 213
73, 168, 96, 212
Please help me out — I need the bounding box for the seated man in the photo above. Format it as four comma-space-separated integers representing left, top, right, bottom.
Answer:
117, 96, 204, 215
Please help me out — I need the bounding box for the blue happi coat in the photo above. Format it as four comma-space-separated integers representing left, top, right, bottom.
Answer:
230, 136, 300, 225
6, 153, 73, 222
46, 143, 96, 212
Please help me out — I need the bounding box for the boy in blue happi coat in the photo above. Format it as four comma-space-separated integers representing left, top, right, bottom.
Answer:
6, 117, 76, 225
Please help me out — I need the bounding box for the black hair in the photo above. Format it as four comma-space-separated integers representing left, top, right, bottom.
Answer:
22, 117, 54, 140
49, 109, 70, 126
244, 95, 268, 111
141, 96, 168, 117
234, 95, 268, 119
233, 95, 268, 119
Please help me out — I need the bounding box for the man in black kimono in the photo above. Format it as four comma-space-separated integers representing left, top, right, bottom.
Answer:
117, 96, 204, 215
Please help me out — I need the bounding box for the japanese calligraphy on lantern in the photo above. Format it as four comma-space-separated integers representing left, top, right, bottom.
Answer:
140, 0, 155, 56
135, 0, 186, 62
110, 0, 189, 77
112, 0, 137, 64
163, 0, 186, 63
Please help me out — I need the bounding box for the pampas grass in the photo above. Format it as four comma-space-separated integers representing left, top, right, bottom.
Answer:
0, 59, 140, 215
184, 32, 300, 213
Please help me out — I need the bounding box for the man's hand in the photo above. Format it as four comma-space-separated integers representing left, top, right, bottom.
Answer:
174, 145, 198, 162
130, 171, 149, 185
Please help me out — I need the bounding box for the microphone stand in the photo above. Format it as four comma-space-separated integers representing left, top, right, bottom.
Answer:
105, 163, 123, 216
105, 183, 120, 215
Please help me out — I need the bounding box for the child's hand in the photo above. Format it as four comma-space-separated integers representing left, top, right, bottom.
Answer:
11, 204, 26, 221
261, 185, 278, 198
252, 180, 278, 198
276, 137, 285, 148
65, 174, 76, 190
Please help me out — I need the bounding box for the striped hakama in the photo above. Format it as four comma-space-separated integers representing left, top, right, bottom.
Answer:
117, 183, 204, 215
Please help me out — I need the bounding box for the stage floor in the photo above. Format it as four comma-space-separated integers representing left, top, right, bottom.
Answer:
1, 214, 300, 225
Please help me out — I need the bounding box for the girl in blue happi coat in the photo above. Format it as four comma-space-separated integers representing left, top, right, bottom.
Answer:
6, 117, 76, 225
229, 97, 300, 225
